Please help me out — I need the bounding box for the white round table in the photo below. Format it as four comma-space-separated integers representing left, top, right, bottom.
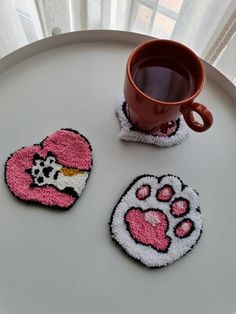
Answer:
0, 30, 235, 314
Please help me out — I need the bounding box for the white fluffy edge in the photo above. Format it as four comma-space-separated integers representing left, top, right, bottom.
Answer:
110, 175, 203, 268
116, 100, 189, 147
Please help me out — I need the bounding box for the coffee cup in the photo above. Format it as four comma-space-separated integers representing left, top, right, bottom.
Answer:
124, 39, 213, 133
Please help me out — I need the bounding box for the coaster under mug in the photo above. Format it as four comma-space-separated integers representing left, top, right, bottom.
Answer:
116, 100, 189, 147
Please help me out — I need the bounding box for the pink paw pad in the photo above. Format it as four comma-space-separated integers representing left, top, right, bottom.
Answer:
110, 174, 203, 268
125, 208, 170, 252
174, 219, 194, 238
136, 185, 151, 200
156, 185, 175, 202
171, 197, 190, 217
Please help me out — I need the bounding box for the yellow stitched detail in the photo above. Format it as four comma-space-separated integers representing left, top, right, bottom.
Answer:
61, 167, 85, 176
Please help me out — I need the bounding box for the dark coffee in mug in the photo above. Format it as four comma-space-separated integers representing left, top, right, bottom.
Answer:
131, 56, 194, 102
124, 39, 213, 132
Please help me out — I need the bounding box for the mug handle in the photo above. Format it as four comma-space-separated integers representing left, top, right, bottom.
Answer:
180, 102, 213, 132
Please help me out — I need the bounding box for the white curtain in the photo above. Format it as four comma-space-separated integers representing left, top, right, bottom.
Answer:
0, 0, 27, 58
0, 0, 235, 84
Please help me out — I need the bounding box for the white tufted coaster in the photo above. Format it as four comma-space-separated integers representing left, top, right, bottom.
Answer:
116, 100, 189, 147
109, 174, 202, 268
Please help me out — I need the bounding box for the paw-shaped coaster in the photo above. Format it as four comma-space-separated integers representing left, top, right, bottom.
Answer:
116, 101, 189, 147
5, 129, 92, 210
109, 174, 202, 268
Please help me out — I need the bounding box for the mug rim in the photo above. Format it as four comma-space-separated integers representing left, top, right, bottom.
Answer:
127, 39, 205, 106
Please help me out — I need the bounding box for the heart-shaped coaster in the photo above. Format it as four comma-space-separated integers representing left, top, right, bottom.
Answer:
109, 174, 202, 268
5, 129, 93, 210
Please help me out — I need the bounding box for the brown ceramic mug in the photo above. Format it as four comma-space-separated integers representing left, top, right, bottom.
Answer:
124, 39, 213, 133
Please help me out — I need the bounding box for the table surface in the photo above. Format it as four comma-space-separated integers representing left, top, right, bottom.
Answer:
0, 30, 235, 314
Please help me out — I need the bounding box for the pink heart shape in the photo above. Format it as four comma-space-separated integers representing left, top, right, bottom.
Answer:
5, 129, 92, 210
125, 208, 171, 252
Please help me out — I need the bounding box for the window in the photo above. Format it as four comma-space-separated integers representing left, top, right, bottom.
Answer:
130, 0, 184, 38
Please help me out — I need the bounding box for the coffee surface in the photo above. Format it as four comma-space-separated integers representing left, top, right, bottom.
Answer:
132, 56, 194, 102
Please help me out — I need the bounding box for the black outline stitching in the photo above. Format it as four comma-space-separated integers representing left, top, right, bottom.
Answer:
33, 153, 43, 164
158, 174, 187, 191
156, 184, 175, 202
124, 207, 171, 254
135, 184, 151, 200
170, 197, 190, 218
174, 218, 195, 239
53, 170, 59, 180
42, 166, 53, 178
196, 206, 201, 213
4, 128, 93, 210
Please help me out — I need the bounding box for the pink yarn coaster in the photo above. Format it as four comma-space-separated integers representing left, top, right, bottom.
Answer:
116, 101, 189, 147
109, 174, 203, 268
5, 129, 93, 210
